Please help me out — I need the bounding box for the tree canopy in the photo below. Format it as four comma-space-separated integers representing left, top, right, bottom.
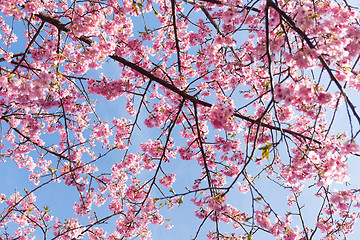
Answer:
1, 0, 360, 239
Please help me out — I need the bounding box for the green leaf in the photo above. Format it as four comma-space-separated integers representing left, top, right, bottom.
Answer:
169, 188, 176, 195
259, 143, 272, 160
44, 206, 52, 212
48, 167, 58, 173
311, 14, 319, 19
254, 197, 262, 202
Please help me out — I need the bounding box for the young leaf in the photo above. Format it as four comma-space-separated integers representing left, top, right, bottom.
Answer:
259, 143, 272, 160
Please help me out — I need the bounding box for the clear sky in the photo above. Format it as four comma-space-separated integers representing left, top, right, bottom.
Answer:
1, 0, 360, 239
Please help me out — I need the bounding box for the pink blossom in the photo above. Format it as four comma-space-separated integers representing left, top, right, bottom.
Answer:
209, 102, 239, 132
255, 211, 273, 230
238, 182, 249, 193
274, 84, 293, 104
341, 141, 359, 155
159, 174, 176, 187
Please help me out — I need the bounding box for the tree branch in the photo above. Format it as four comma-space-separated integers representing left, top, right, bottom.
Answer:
35, 12, 321, 144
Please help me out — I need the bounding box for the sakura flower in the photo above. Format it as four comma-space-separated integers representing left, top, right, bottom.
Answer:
255, 211, 273, 231
207, 194, 227, 213
159, 174, 176, 187
209, 102, 239, 132
238, 182, 249, 194
341, 141, 359, 155
274, 84, 293, 104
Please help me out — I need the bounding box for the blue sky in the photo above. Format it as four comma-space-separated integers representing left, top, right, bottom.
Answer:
1, 0, 360, 239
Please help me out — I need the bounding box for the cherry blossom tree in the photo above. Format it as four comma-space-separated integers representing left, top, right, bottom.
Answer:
1, 0, 360, 239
